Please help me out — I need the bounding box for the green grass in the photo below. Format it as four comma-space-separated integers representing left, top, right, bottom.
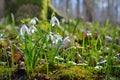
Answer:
0, 17, 120, 79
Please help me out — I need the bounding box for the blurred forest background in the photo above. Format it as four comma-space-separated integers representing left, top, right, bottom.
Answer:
51, 0, 120, 24
0, 0, 120, 24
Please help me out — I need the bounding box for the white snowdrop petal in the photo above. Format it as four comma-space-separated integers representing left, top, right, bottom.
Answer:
29, 26, 37, 33
86, 31, 92, 36
52, 37, 56, 44
20, 26, 24, 35
29, 17, 38, 25
34, 17, 38, 21
50, 35, 54, 41
95, 66, 103, 69
46, 35, 49, 41
30, 19, 36, 25
47, 32, 63, 45
63, 36, 71, 42
55, 39, 58, 44
54, 34, 63, 41
31, 29, 35, 33
23, 25, 29, 34
52, 23, 55, 26
20, 24, 29, 36
50, 16, 60, 26
54, 16, 60, 26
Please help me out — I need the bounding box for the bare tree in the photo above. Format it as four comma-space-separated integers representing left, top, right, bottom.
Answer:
76, 0, 80, 19
84, 0, 94, 21
0, 0, 4, 19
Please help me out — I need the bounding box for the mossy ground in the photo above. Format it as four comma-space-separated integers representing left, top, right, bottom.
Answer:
30, 63, 105, 80
0, 11, 120, 80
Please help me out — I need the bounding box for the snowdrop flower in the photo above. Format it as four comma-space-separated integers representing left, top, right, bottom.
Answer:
50, 16, 60, 27
86, 31, 92, 36
47, 32, 63, 44
105, 47, 110, 51
68, 61, 77, 65
51, 34, 62, 44
29, 17, 38, 25
54, 34, 63, 41
97, 60, 106, 65
46, 32, 51, 41
20, 24, 37, 36
20, 24, 29, 36
54, 56, 64, 61
95, 66, 103, 69
61, 19, 66, 23
63, 36, 71, 42
51, 35, 56, 44
50, 16, 65, 32
52, 35, 62, 44
29, 25, 37, 34
105, 36, 112, 43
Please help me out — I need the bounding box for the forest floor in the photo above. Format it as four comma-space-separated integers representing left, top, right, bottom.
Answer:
0, 17, 120, 80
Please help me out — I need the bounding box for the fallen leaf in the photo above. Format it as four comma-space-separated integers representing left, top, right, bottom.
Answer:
13, 51, 23, 62
1, 41, 7, 47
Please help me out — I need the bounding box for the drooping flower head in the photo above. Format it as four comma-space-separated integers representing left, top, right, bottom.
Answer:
29, 17, 38, 25
50, 16, 64, 32
46, 32, 63, 44
20, 24, 29, 36
20, 17, 38, 37
50, 16, 60, 27
28, 25, 38, 34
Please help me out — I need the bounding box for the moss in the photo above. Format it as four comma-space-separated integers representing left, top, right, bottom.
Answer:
35, 62, 62, 74
5, 0, 65, 24
40, 0, 47, 20
0, 66, 14, 79
53, 66, 93, 80
5, 0, 47, 23
34, 63, 95, 80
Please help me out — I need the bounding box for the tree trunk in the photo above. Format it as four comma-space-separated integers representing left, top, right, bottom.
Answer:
0, 0, 4, 19
4, 0, 65, 23
77, 0, 80, 19
47, 2, 66, 20
84, 0, 94, 21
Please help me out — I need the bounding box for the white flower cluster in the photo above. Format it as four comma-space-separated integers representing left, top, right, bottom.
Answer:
20, 17, 38, 36
46, 32, 63, 44
46, 16, 64, 45
48, 16, 70, 45
20, 16, 68, 45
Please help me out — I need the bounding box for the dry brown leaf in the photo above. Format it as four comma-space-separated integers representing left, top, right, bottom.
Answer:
13, 51, 23, 62
1, 41, 7, 47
